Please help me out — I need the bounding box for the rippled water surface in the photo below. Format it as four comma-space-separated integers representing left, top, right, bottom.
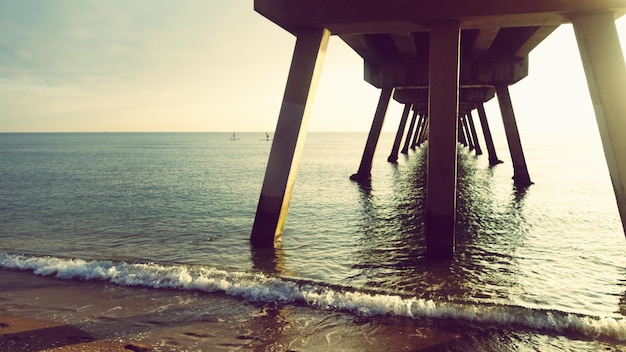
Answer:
1, 131, 625, 348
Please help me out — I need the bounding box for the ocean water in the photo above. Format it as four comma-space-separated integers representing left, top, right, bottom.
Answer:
0, 131, 625, 350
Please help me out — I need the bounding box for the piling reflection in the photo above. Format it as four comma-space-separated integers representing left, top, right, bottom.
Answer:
352, 146, 530, 304
250, 244, 290, 275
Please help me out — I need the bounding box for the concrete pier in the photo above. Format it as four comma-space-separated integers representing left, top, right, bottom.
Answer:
250, 28, 330, 246
252, 0, 626, 257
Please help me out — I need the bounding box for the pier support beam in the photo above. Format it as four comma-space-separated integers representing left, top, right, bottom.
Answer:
467, 111, 483, 155
401, 108, 418, 154
411, 113, 424, 149
572, 12, 626, 235
251, 28, 330, 246
351, 87, 394, 181
477, 103, 502, 165
388, 103, 412, 162
495, 84, 532, 186
425, 21, 460, 260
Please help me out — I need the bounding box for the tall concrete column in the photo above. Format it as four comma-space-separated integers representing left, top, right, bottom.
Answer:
495, 84, 532, 187
477, 103, 502, 165
458, 116, 468, 146
466, 110, 483, 156
425, 21, 460, 260
463, 114, 475, 150
401, 108, 419, 154
388, 103, 413, 162
351, 87, 394, 181
251, 28, 330, 246
417, 115, 429, 146
411, 113, 424, 149
572, 12, 626, 235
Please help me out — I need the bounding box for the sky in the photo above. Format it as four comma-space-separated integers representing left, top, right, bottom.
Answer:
0, 1, 625, 133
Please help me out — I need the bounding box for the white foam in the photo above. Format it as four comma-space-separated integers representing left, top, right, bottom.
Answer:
1, 252, 625, 341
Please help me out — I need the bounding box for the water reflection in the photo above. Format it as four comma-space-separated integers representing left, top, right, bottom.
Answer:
250, 245, 290, 276
352, 146, 530, 304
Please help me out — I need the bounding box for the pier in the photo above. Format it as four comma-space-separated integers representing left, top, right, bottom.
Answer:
250, 0, 626, 259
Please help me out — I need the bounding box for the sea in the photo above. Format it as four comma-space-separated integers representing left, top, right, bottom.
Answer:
0, 130, 625, 351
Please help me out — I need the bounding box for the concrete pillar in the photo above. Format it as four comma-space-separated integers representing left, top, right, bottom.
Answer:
425, 21, 460, 260
417, 115, 429, 146
351, 87, 394, 181
572, 12, 626, 235
411, 113, 424, 149
458, 116, 468, 146
388, 103, 413, 162
401, 108, 419, 154
466, 110, 483, 156
251, 28, 330, 246
477, 103, 502, 165
464, 114, 476, 151
495, 84, 532, 187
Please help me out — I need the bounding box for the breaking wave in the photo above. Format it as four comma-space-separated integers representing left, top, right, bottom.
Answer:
1, 252, 625, 341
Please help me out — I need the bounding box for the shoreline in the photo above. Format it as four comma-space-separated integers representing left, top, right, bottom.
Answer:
0, 269, 466, 351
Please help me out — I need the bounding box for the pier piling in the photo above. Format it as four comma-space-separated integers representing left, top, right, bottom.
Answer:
425, 21, 461, 260
351, 87, 394, 181
572, 11, 626, 234
251, 28, 330, 246
496, 84, 532, 187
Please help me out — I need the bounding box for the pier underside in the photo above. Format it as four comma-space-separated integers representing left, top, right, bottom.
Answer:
251, 0, 626, 258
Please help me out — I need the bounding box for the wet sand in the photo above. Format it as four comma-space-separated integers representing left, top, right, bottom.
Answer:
0, 269, 468, 351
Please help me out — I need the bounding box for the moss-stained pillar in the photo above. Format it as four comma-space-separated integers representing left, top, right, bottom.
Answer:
477, 103, 502, 165
467, 110, 483, 156
251, 28, 330, 246
388, 103, 413, 162
351, 87, 394, 181
495, 84, 532, 187
401, 108, 419, 154
572, 11, 626, 235
425, 21, 460, 260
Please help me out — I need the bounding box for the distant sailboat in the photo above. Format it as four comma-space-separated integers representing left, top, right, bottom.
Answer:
230, 132, 240, 141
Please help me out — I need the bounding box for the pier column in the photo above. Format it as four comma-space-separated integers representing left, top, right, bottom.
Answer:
572, 12, 626, 234
495, 84, 532, 186
411, 113, 424, 149
351, 87, 394, 181
458, 116, 468, 146
388, 103, 413, 162
425, 21, 460, 260
467, 110, 483, 156
477, 103, 502, 165
417, 115, 429, 146
251, 28, 330, 246
401, 108, 418, 154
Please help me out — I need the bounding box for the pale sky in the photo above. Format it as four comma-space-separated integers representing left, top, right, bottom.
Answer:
0, 1, 625, 133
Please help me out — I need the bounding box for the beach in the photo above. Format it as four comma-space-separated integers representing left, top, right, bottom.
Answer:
0, 269, 475, 351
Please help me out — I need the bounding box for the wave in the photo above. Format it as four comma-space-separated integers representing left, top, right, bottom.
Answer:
1, 252, 625, 341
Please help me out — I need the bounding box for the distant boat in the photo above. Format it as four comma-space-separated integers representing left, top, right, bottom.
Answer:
230, 132, 240, 141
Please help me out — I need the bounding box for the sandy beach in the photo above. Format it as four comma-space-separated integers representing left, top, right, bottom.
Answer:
0, 269, 468, 351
